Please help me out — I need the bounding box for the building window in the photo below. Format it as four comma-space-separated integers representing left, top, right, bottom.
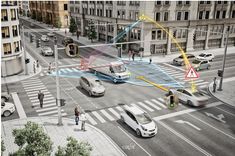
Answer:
3, 43, 12, 55
13, 41, 20, 52
222, 11, 226, 18
207, 1, 211, 4
1, 9, 8, 21
185, 1, 190, 5
11, 9, 16, 20
12, 25, 18, 37
232, 10, 235, 18
224, 1, 227, 4
216, 11, 220, 19
122, 10, 125, 19
164, 12, 168, 21
177, 1, 182, 5
157, 30, 161, 39
200, 1, 204, 4
135, 12, 139, 20
199, 11, 203, 19
2, 27, 10, 38
109, 10, 112, 18
64, 4, 67, 10
217, 1, 221, 4
155, 12, 160, 21
177, 12, 181, 20
156, 1, 161, 5
152, 30, 156, 40
184, 11, 189, 20
165, 1, 170, 5
205, 11, 210, 19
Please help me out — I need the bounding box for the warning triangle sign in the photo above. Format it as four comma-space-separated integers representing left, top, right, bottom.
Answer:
185, 67, 199, 79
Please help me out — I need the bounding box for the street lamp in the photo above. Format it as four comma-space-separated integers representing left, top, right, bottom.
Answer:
218, 26, 230, 91
21, 24, 29, 75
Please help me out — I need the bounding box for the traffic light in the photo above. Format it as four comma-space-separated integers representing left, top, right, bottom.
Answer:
169, 95, 175, 108
25, 58, 30, 64
193, 33, 196, 41
36, 39, 41, 48
218, 69, 223, 77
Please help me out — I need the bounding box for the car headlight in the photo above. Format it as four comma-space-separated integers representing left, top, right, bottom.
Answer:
141, 125, 147, 131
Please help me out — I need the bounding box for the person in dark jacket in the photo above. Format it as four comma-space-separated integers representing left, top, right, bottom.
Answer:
74, 107, 80, 125
38, 90, 44, 108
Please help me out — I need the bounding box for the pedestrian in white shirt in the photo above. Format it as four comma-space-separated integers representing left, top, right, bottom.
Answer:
80, 112, 87, 131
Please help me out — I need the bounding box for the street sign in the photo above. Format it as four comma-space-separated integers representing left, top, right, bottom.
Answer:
185, 67, 199, 79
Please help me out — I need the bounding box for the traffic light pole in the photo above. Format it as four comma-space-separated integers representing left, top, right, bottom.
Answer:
218, 26, 230, 91
54, 37, 63, 125
22, 24, 28, 75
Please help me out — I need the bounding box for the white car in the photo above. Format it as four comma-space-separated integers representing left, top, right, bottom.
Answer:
196, 53, 214, 61
1, 102, 15, 117
41, 35, 49, 42
1, 92, 10, 103
47, 32, 55, 37
41, 46, 54, 56
120, 106, 157, 137
169, 88, 209, 107
79, 75, 105, 96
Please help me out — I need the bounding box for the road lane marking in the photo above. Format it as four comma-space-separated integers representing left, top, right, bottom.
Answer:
36, 106, 58, 112
34, 103, 56, 109
196, 82, 209, 86
151, 99, 167, 109
25, 87, 47, 92
27, 89, 48, 94
100, 110, 115, 121
51, 112, 67, 117
38, 109, 64, 116
175, 120, 201, 131
29, 94, 52, 100
163, 63, 185, 72
92, 111, 106, 123
22, 82, 44, 87
85, 113, 97, 125
136, 102, 154, 112
205, 112, 226, 123
188, 113, 235, 140
27, 91, 50, 97
144, 100, 161, 110
32, 99, 56, 106
24, 84, 46, 90
215, 107, 235, 117
158, 98, 165, 103
159, 121, 212, 156
31, 97, 54, 103
116, 106, 124, 112
11, 92, 27, 119
118, 126, 151, 156
108, 108, 120, 119
22, 80, 43, 85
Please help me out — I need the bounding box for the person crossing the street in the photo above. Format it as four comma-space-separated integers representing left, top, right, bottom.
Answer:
38, 90, 44, 108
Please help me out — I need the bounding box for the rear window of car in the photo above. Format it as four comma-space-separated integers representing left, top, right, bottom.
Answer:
192, 60, 201, 64
199, 53, 206, 57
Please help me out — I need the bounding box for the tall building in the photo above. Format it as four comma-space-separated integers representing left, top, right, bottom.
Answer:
29, 1, 69, 28
69, 0, 235, 56
1, 1, 23, 77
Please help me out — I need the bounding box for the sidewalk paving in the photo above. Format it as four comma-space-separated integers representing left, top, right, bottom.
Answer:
1, 116, 126, 156
208, 77, 235, 107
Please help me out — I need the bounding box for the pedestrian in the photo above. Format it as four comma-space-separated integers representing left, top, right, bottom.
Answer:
213, 77, 217, 93
128, 50, 132, 61
140, 51, 143, 61
74, 107, 80, 125
149, 57, 152, 64
80, 112, 87, 131
48, 62, 52, 74
36, 60, 39, 68
38, 90, 44, 108
132, 50, 135, 61
77, 31, 80, 40
33, 61, 36, 73
65, 29, 67, 35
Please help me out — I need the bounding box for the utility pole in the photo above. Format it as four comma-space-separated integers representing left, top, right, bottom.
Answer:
22, 24, 28, 75
218, 26, 230, 91
54, 37, 63, 125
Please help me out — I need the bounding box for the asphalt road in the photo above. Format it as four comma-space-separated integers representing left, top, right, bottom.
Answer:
3, 18, 235, 156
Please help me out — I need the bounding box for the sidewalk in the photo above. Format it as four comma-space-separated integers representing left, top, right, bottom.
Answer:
208, 77, 235, 107
1, 51, 42, 84
1, 116, 126, 156
21, 16, 235, 63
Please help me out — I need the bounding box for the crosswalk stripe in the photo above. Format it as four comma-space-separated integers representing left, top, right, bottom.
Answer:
108, 108, 120, 119
60, 69, 67, 73
136, 102, 154, 112
65, 68, 73, 72
27, 91, 50, 97
165, 70, 180, 74
51, 112, 67, 117
171, 73, 183, 76
25, 87, 46, 92
151, 99, 167, 108
23, 82, 44, 87
71, 68, 79, 72
196, 82, 208, 86
24, 85, 46, 90
100, 110, 115, 121
38, 109, 64, 116
116, 106, 124, 112
34, 103, 56, 109
29, 94, 53, 100
27, 89, 48, 94
22, 80, 42, 84
92, 111, 106, 123
130, 103, 147, 112
36, 106, 58, 112
144, 100, 161, 110
158, 98, 165, 103
198, 85, 207, 88
31, 97, 54, 103
184, 79, 204, 83
85, 113, 97, 125
32, 99, 56, 106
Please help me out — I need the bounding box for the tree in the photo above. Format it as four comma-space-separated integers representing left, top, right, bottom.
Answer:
88, 21, 96, 43
55, 17, 62, 29
12, 121, 53, 156
55, 137, 92, 156
1, 139, 5, 155
69, 18, 77, 35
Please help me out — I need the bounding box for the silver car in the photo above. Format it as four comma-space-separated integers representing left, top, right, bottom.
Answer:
41, 46, 54, 56
192, 59, 211, 71
169, 88, 209, 107
173, 54, 195, 66
79, 75, 105, 96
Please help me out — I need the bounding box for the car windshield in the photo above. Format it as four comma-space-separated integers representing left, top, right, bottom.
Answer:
135, 113, 152, 125
199, 53, 206, 57
94, 80, 102, 86
192, 91, 205, 97
192, 60, 201, 64
112, 64, 126, 73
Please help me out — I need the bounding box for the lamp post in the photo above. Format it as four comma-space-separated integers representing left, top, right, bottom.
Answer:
21, 24, 28, 75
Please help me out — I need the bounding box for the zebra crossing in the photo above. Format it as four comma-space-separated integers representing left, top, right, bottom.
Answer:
21, 77, 67, 117
40, 67, 82, 77
84, 97, 170, 125
158, 64, 209, 88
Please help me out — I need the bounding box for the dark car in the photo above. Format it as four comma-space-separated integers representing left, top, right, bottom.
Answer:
62, 37, 73, 46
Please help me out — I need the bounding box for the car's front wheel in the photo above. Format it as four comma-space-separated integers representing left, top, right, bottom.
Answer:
187, 100, 193, 106
3, 110, 11, 117
88, 91, 92, 97
136, 128, 142, 137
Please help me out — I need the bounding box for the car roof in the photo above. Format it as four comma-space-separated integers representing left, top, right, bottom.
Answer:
200, 52, 212, 55
124, 105, 144, 115
81, 75, 100, 82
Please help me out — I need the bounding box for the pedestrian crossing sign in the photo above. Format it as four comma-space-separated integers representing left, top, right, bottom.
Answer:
185, 67, 199, 79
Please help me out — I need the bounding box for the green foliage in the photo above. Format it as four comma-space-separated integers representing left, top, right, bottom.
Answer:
69, 18, 77, 34
88, 21, 96, 43
55, 137, 92, 156
1, 139, 5, 155
9, 149, 25, 156
12, 121, 52, 156
55, 17, 62, 29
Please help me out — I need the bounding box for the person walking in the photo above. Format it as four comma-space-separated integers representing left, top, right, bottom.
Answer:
132, 50, 135, 61
74, 107, 80, 125
77, 31, 80, 40
33, 61, 36, 73
80, 112, 87, 131
38, 90, 44, 108
48, 62, 52, 74
36, 60, 39, 68
65, 29, 67, 35
213, 77, 217, 93
149, 56, 152, 64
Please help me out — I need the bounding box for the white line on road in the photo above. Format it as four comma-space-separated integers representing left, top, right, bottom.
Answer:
38, 109, 64, 116
108, 108, 120, 119
36, 106, 58, 113
11, 92, 27, 119
118, 126, 151, 156
215, 107, 235, 117
85, 113, 97, 125
116, 106, 124, 112
158, 121, 212, 156
31, 96, 54, 103
100, 110, 115, 121
163, 63, 185, 72
136, 102, 154, 112
92, 111, 106, 123
151, 99, 167, 109
144, 100, 161, 110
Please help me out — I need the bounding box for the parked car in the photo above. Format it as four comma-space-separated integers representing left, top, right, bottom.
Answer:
41, 46, 54, 56
79, 75, 105, 96
169, 88, 209, 107
173, 54, 196, 66
1, 92, 10, 103
1, 102, 15, 117
62, 37, 73, 46
41, 35, 49, 42
196, 53, 214, 61
120, 105, 157, 137
47, 32, 55, 37
191, 59, 211, 71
